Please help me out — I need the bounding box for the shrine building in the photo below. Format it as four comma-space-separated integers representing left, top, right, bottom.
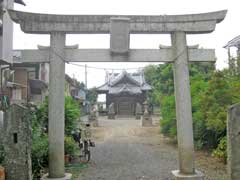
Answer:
97, 71, 152, 116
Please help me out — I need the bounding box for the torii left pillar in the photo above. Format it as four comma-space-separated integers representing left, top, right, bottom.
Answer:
42, 32, 72, 179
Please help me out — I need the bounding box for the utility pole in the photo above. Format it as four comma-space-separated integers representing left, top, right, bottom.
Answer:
85, 64, 87, 89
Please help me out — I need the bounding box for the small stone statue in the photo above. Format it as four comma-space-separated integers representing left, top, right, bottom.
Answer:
135, 103, 142, 120
108, 103, 115, 119
142, 101, 152, 127
143, 101, 149, 116
89, 104, 98, 127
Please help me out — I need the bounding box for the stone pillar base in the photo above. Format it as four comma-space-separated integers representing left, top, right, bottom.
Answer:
41, 173, 72, 180
135, 114, 141, 120
172, 170, 204, 180
91, 120, 98, 127
142, 116, 152, 127
108, 114, 115, 119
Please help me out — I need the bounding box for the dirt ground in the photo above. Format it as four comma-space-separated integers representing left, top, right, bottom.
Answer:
77, 116, 227, 180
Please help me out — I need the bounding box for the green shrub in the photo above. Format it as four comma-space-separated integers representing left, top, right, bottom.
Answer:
160, 95, 176, 137
29, 108, 49, 179
212, 136, 227, 163
64, 136, 77, 156
31, 134, 48, 178
31, 96, 80, 178
144, 58, 240, 162
36, 96, 81, 136
65, 96, 80, 135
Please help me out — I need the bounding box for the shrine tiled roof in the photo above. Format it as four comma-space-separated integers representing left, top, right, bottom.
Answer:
97, 71, 152, 94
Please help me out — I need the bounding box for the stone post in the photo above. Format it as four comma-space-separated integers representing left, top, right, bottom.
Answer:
42, 32, 71, 180
227, 103, 240, 180
108, 102, 115, 119
135, 103, 142, 120
171, 31, 204, 179
89, 105, 98, 127
3, 104, 32, 180
142, 101, 152, 127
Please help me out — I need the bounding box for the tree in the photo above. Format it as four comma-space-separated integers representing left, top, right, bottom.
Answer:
36, 96, 81, 136
144, 63, 214, 143
86, 87, 98, 104
144, 61, 240, 161
144, 64, 174, 106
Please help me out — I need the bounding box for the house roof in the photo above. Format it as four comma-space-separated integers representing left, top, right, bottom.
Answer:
29, 79, 48, 94
97, 71, 152, 94
0, 0, 26, 6
29, 79, 48, 90
224, 35, 240, 48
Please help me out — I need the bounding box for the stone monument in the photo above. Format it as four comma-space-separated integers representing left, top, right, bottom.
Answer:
108, 102, 115, 119
142, 101, 152, 126
135, 102, 142, 120
88, 105, 98, 127
227, 103, 240, 180
3, 104, 32, 180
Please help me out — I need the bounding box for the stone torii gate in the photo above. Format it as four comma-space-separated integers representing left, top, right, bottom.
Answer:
8, 9, 226, 180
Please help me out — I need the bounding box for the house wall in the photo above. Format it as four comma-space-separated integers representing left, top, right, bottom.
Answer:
12, 88, 22, 100
14, 69, 28, 100
39, 63, 49, 84
31, 94, 43, 104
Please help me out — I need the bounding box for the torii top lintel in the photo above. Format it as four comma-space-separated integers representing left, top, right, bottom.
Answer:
8, 9, 227, 34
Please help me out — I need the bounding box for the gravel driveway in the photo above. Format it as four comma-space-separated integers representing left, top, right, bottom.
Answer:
78, 116, 227, 180
79, 117, 178, 180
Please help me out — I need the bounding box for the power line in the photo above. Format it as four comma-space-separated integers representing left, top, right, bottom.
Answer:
49, 48, 147, 70
68, 62, 147, 71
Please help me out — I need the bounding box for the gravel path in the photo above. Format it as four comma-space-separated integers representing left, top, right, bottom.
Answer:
79, 117, 178, 180
78, 116, 227, 180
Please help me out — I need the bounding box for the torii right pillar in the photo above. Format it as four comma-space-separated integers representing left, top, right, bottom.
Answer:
171, 31, 204, 179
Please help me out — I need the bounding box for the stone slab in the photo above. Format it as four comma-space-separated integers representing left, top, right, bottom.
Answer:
172, 170, 204, 180
41, 173, 72, 180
